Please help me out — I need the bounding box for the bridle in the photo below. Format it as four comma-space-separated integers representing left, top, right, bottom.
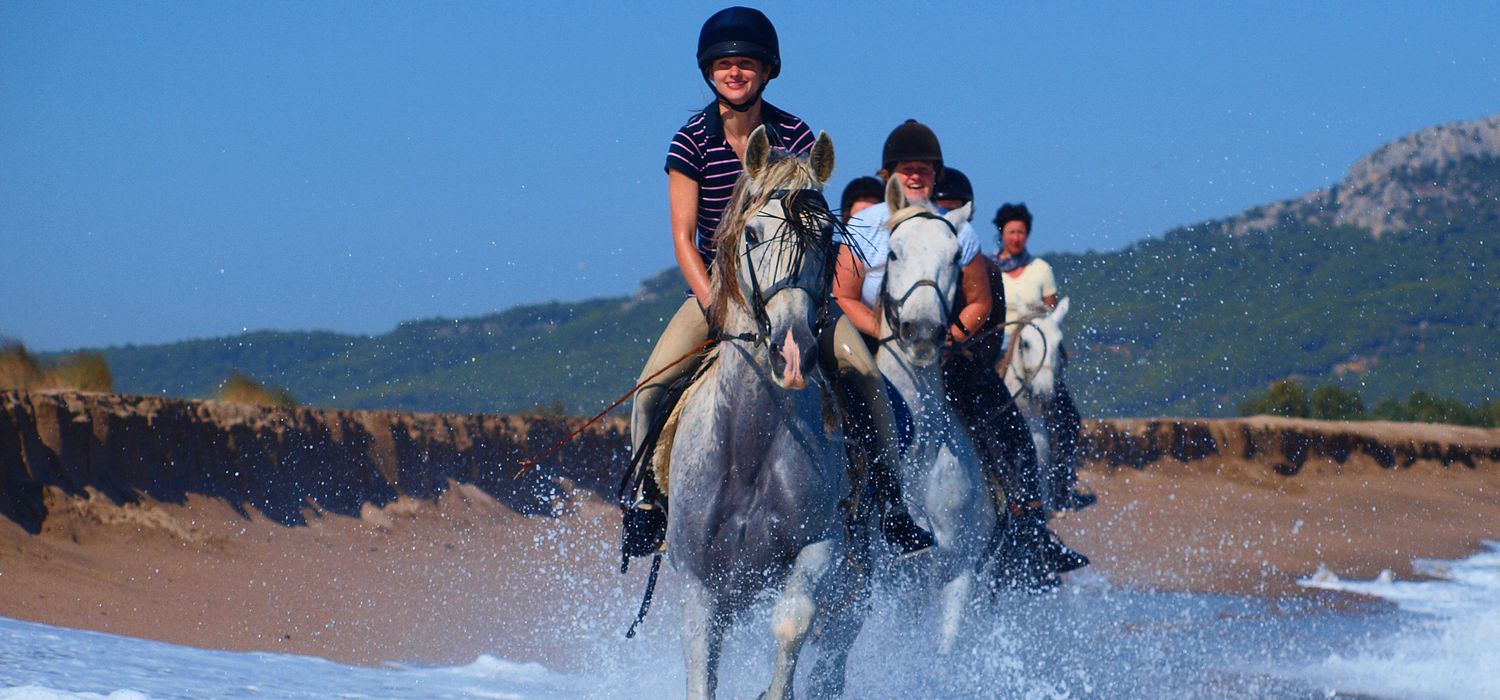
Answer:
719, 188, 839, 357
1001, 317, 1054, 402
877, 211, 963, 346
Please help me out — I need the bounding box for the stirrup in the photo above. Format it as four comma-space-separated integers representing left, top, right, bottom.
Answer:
621, 501, 666, 564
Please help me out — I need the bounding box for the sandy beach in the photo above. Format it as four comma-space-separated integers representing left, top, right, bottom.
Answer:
2, 394, 1498, 668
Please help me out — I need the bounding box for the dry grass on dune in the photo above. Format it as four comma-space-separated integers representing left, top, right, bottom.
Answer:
0, 344, 112, 392
215, 371, 298, 408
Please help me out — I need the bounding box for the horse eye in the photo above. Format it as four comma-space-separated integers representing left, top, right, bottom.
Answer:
952, 251, 961, 265
888, 249, 900, 262
745, 225, 760, 245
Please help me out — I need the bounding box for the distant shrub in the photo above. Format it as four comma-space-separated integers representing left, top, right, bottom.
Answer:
217, 372, 297, 408
0, 344, 114, 392
1239, 379, 1310, 418
1309, 384, 1365, 421
0, 344, 44, 389
48, 352, 114, 392
524, 398, 569, 418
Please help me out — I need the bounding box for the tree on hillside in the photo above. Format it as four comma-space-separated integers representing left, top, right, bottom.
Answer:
1309, 385, 1365, 420
1239, 379, 1310, 418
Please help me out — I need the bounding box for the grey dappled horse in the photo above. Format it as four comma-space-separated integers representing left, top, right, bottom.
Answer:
1002, 298, 1071, 510
874, 180, 997, 654
667, 126, 862, 700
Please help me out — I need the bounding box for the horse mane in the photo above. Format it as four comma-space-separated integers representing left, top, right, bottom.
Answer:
707, 149, 828, 330
886, 204, 938, 234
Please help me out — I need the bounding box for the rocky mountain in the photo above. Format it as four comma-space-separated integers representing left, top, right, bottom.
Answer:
1226, 114, 1500, 237
71, 114, 1500, 418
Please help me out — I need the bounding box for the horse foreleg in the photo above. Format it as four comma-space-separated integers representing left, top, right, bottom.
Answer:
764, 538, 836, 700
937, 569, 975, 655
807, 557, 870, 700
682, 575, 724, 700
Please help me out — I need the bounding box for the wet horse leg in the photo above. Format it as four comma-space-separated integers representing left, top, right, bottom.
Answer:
682, 575, 725, 700
763, 538, 836, 700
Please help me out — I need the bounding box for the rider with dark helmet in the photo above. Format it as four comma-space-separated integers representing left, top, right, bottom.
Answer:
931, 167, 974, 211
839, 175, 885, 225
620, 7, 818, 557
928, 178, 1090, 590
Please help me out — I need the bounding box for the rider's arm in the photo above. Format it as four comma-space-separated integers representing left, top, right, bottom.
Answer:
832, 247, 879, 338
952, 256, 992, 343
1038, 259, 1058, 310
669, 170, 713, 305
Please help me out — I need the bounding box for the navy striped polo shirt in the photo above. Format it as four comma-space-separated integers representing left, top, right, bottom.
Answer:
665, 100, 815, 267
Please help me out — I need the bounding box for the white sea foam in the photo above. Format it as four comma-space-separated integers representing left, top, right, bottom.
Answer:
1295, 540, 1500, 700
6, 546, 1500, 700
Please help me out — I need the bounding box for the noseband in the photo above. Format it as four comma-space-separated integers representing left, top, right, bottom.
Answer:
721, 188, 838, 353
878, 211, 963, 346
1003, 318, 1054, 401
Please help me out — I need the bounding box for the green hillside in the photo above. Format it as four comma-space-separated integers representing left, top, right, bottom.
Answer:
81, 123, 1500, 418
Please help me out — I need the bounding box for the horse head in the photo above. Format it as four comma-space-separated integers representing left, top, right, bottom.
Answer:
1011, 296, 1070, 400
709, 125, 838, 390
879, 175, 972, 367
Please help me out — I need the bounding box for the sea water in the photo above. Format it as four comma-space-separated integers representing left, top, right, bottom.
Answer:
3, 542, 1497, 700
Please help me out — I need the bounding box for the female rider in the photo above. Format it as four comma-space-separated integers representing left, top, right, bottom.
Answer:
994, 203, 1094, 511
827, 120, 993, 557
835, 138, 1087, 587
621, 7, 816, 556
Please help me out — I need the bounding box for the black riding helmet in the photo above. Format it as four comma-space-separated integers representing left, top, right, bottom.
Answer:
881, 119, 943, 177
840, 176, 884, 215
932, 167, 973, 204
697, 7, 781, 112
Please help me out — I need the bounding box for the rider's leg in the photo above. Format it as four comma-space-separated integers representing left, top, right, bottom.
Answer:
943, 347, 1088, 585
991, 396, 1089, 578
629, 298, 710, 460
820, 315, 933, 554
622, 299, 709, 553
1049, 379, 1095, 510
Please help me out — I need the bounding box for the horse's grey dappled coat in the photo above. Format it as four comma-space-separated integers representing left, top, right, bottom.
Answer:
666, 126, 867, 700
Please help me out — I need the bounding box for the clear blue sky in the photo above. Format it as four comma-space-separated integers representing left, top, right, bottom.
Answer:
3, 1, 1496, 351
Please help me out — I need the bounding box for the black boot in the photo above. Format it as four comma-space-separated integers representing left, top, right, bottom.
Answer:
868, 445, 934, 556
995, 506, 1059, 592
881, 503, 934, 555
1042, 525, 1090, 573
619, 446, 668, 565
1016, 505, 1089, 575
621, 500, 666, 560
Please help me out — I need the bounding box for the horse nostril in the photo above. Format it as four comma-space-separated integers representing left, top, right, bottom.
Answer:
900, 321, 915, 341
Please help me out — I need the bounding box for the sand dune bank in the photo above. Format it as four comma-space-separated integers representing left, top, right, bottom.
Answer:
2, 391, 1497, 665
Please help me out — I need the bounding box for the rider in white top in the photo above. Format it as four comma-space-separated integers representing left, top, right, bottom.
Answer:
992, 201, 1095, 513
999, 258, 1056, 325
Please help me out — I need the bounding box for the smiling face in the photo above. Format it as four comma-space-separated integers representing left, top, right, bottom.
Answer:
709, 56, 766, 104
891, 161, 937, 203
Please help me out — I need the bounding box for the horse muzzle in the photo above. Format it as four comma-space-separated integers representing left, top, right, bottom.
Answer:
769, 327, 813, 390
899, 320, 945, 367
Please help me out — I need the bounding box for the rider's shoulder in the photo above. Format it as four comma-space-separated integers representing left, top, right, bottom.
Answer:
849, 202, 892, 232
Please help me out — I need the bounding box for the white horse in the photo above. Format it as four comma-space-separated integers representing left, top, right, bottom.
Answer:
1001, 298, 1072, 511
874, 180, 996, 654
666, 126, 863, 700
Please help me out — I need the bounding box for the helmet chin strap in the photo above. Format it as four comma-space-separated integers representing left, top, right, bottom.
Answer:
708, 77, 767, 113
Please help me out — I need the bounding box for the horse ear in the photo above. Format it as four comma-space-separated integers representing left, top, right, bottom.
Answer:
944, 202, 973, 230
1052, 296, 1070, 323
745, 125, 771, 179
809, 132, 835, 185
884, 174, 905, 213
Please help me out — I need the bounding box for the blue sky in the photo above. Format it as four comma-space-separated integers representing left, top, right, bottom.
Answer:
3, 1, 1496, 351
